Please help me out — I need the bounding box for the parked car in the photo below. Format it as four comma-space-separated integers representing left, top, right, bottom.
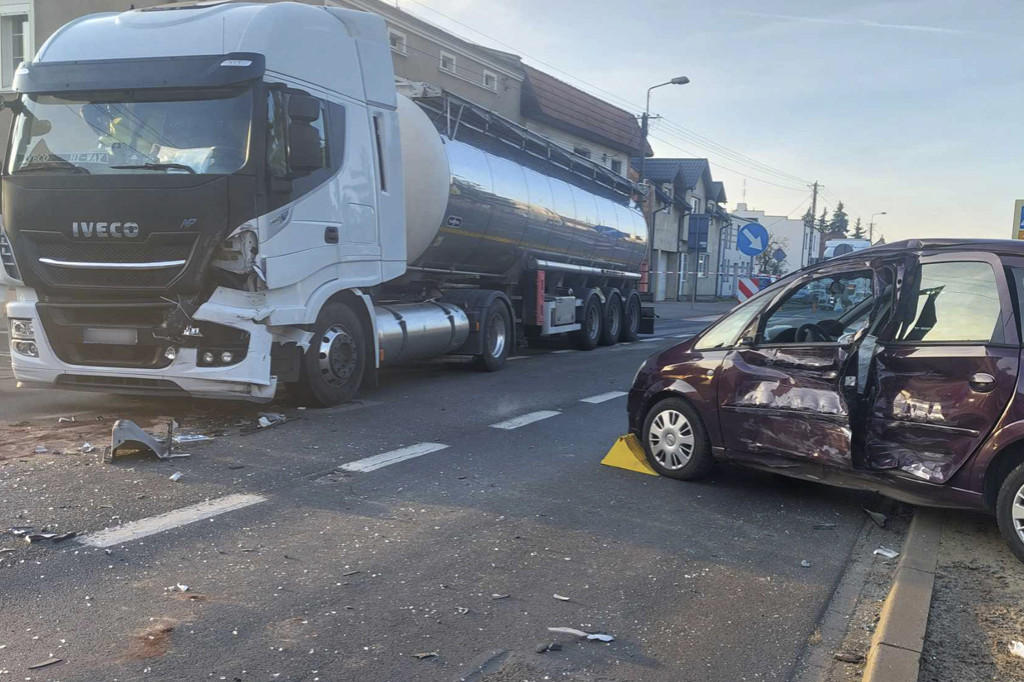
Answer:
628, 239, 1024, 560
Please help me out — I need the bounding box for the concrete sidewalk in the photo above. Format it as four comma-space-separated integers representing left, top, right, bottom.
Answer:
654, 299, 737, 323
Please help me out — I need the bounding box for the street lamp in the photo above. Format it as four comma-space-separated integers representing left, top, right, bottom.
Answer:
638, 76, 689, 297
869, 211, 887, 242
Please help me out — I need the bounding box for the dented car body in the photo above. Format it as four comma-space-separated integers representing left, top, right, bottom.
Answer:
629, 239, 1024, 520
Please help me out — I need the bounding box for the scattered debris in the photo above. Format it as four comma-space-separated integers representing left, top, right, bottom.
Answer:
413, 651, 438, 660
25, 533, 58, 543
342, 570, 361, 577
80, 442, 95, 454
535, 642, 564, 654
813, 522, 838, 530
0, 548, 16, 554
257, 412, 286, 429
172, 434, 212, 444
227, 464, 246, 470
547, 627, 614, 643
169, 472, 184, 482
176, 584, 189, 593
1010, 641, 1024, 659
456, 607, 470, 616
490, 594, 510, 600
801, 560, 812, 568
57, 416, 76, 423
873, 546, 900, 559
51, 532, 77, 543
34, 445, 47, 454
108, 419, 191, 462
553, 594, 571, 601
8, 527, 32, 537
863, 508, 888, 528
834, 651, 865, 664
27, 658, 62, 670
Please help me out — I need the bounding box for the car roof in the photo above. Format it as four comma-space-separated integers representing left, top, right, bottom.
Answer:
830, 238, 1024, 261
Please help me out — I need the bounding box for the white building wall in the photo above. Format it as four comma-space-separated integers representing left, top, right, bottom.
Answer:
523, 119, 631, 178
732, 203, 819, 275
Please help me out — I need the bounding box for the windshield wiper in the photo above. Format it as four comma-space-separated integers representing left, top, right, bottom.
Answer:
109, 162, 196, 174
13, 160, 90, 175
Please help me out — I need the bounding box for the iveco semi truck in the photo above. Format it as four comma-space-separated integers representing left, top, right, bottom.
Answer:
0, 1, 651, 407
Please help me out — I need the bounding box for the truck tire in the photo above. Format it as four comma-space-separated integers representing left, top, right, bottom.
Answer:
475, 299, 510, 372
570, 294, 602, 351
599, 291, 622, 347
289, 302, 366, 407
995, 461, 1024, 563
620, 292, 641, 342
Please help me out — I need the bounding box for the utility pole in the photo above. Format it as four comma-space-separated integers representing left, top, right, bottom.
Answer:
809, 181, 819, 225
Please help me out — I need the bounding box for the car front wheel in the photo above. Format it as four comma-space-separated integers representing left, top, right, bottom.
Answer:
642, 397, 714, 480
996, 462, 1024, 563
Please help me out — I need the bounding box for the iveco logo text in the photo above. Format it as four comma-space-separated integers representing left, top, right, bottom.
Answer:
71, 222, 140, 238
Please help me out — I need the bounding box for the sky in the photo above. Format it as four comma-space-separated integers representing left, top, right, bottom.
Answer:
397, 0, 1023, 243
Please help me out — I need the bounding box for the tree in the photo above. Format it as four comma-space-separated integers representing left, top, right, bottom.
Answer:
850, 217, 866, 239
828, 201, 849, 236
802, 206, 816, 232
755, 233, 790, 276
816, 208, 829, 233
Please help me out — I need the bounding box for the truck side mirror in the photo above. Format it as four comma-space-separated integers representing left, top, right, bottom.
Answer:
284, 94, 324, 176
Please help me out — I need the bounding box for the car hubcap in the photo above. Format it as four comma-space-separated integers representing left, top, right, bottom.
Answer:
318, 325, 357, 387
607, 302, 621, 338
587, 304, 600, 340
1013, 484, 1024, 545
487, 312, 506, 358
648, 409, 694, 470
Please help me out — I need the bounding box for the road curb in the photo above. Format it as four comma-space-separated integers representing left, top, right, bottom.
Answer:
862, 508, 943, 682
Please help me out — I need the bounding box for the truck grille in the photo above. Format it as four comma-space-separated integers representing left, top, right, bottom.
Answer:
21, 232, 197, 290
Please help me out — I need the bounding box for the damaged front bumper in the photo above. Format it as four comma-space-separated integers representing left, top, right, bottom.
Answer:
4, 287, 304, 402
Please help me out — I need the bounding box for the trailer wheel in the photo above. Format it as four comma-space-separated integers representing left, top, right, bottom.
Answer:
475, 300, 510, 372
571, 295, 602, 351
289, 302, 366, 407
599, 292, 622, 347
620, 293, 641, 342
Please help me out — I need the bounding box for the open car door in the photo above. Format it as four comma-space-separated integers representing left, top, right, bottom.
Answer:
717, 261, 884, 469
858, 251, 1020, 483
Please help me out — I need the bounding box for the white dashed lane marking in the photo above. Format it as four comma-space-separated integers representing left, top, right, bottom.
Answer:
490, 410, 561, 430
77, 493, 267, 548
580, 391, 629, 404
339, 442, 450, 473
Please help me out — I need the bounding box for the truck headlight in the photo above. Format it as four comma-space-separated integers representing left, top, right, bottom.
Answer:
10, 318, 34, 340
12, 341, 38, 357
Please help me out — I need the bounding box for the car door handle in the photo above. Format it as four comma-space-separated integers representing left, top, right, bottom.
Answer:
969, 372, 997, 393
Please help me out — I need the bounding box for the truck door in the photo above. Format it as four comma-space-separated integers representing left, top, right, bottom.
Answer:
718, 265, 877, 468
859, 252, 1020, 483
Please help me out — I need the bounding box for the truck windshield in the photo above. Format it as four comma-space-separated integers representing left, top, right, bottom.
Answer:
6, 87, 253, 175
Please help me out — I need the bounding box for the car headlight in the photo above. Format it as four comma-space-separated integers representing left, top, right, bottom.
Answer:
10, 318, 34, 340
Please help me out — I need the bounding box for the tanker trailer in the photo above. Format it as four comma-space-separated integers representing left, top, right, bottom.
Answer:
1, 1, 651, 407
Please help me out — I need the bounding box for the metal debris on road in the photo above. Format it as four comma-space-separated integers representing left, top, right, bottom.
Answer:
413, 651, 438, 660
1010, 641, 1024, 659
27, 658, 62, 670
873, 546, 900, 559
801, 560, 812, 567
863, 508, 887, 528
257, 412, 286, 428
553, 594, 571, 601
547, 627, 615, 642
169, 472, 184, 482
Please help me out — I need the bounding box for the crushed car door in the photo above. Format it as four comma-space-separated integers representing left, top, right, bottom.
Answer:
718, 265, 877, 467
859, 252, 1020, 483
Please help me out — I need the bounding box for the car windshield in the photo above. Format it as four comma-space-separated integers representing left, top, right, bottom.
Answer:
7, 87, 253, 175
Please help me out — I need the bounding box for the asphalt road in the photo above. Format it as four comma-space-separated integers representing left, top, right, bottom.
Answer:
0, 315, 877, 681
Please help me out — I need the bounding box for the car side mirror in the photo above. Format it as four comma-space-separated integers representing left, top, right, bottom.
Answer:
737, 334, 756, 347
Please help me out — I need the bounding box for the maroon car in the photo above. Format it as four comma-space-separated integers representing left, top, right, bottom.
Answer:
628, 239, 1024, 560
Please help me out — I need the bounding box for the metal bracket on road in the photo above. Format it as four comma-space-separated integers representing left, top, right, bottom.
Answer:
104, 419, 190, 463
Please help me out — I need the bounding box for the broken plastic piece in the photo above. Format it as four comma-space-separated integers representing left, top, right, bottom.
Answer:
57, 416, 76, 423
27, 658, 62, 670
109, 419, 189, 461
51, 532, 77, 543
176, 583, 189, 592
801, 560, 812, 568
873, 546, 900, 559
80, 442, 95, 454
25, 533, 58, 543
34, 445, 47, 454
257, 412, 286, 428
172, 434, 212, 444
553, 594, 571, 601
8, 527, 32, 537
863, 508, 887, 528
1010, 641, 1024, 659
413, 651, 438, 660
490, 593, 510, 600
169, 472, 184, 482
547, 627, 615, 642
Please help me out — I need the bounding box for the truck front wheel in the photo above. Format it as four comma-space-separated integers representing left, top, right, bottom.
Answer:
290, 303, 366, 407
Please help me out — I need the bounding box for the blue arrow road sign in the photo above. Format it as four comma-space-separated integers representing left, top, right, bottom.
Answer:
737, 222, 769, 257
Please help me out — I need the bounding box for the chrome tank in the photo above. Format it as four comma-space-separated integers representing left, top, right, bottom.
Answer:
375, 302, 470, 364
397, 96, 647, 276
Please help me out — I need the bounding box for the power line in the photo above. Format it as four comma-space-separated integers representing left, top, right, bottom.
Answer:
648, 133, 808, 191
402, 0, 814, 188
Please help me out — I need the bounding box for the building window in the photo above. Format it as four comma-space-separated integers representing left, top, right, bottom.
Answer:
439, 50, 456, 74
698, 253, 709, 278
610, 159, 622, 174
1, 12, 27, 89
573, 146, 591, 159
388, 29, 407, 55
482, 69, 497, 91
691, 197, 700, 214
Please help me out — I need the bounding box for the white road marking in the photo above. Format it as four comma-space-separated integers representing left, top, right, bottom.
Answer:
339, 442, 449, 473
490, 410, 561, 430
580, 391, 629, 404
551, 349, 574, 354
78, 493, 266, 548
